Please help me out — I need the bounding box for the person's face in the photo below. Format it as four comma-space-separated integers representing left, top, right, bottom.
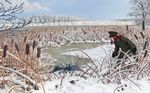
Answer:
110, 37, 114, 44
109, 36, 114, 44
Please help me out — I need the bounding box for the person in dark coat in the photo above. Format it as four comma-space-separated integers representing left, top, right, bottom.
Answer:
108, 31, 137, 59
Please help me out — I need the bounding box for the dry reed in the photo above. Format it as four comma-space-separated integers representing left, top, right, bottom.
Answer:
37, 47, 41, 58
32, 40, 36, 50
2, 45, 8, 58
15, 43, 19, 53
26, 44, 30, 55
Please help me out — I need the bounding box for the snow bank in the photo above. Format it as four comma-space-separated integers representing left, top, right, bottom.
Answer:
62, 44, 114, 63
33, 76, 150, 93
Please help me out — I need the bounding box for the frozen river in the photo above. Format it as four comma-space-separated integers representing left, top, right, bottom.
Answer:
45, 43, 102, 64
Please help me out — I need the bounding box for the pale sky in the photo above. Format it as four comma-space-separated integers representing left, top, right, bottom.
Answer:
14, 0, 131, 20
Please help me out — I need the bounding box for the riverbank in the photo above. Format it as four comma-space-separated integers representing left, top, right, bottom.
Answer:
32, 44, 150, 93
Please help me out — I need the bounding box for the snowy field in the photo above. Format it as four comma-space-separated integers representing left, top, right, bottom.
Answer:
0, 38, 150, 93
1, 0, 150, 92
0, 26, 150, 93
33, 76, 150, 93
62, 44, 114, 63
31, 44, 150, 93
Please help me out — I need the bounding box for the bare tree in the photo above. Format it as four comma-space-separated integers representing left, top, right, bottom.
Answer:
129, 0, 150, 31
0, 0, 31, 32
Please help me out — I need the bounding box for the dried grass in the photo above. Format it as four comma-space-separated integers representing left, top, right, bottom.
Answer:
0, 25, 150, 92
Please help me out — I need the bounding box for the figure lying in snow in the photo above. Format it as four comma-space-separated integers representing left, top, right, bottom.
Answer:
52, 64, 80, 73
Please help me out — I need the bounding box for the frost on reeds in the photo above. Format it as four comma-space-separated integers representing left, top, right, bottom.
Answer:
0, 26, 150, 92
0, 38, 45, 92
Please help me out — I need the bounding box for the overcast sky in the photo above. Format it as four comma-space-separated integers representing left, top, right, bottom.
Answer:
13, 0, 131, 20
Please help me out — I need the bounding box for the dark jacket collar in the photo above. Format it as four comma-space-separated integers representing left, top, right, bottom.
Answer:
113, 35, 123, 42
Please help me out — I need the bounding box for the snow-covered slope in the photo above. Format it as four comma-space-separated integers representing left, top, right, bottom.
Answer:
33, 76, 150, 93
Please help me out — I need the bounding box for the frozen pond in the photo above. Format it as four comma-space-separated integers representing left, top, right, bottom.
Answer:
45, 43, 102, 64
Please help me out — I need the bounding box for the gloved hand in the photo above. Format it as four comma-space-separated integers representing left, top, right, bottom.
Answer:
112, 52, 118, 57
131, 47, 137, 55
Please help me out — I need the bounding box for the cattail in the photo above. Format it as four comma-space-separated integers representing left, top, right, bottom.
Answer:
140, 32, 145, 39
143, 41, 148, 50
144, 50, 148, 57
3, 45, 8, 58
37, 47, 41, 58
24, 36, 27, 43
134, 34, 138, 40
26, 44, 30, 55
126, 25, 129, 31
32, 40, 36, 50
15, 43, 19, 52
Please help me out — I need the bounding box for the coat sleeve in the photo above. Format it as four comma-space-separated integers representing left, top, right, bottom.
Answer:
112, 44, 119, 57
122, 37, 137, 54
123, 37, 136, 49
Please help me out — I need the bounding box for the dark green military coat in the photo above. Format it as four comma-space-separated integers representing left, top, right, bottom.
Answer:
112, 36, 137, 59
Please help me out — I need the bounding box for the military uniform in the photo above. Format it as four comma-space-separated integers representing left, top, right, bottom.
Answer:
109, 31, 137, 59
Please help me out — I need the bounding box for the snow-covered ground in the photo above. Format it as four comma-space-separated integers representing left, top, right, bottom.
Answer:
33, 76, 150, 93
30, 44, 150, 93
0, 43, 150, 93
62, 44, 114, 63
27, 21, 134, 26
